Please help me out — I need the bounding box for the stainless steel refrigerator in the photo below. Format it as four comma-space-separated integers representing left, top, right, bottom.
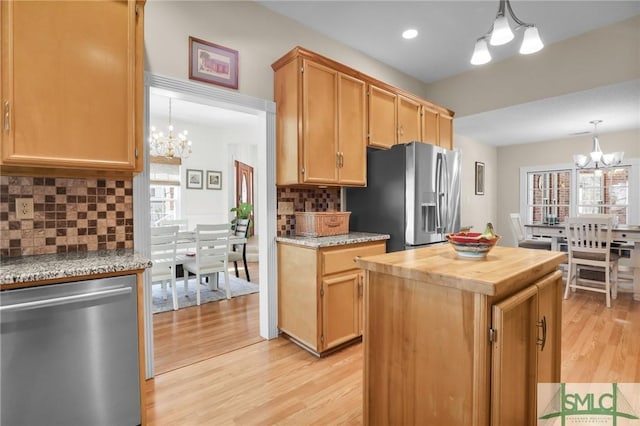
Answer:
346, 142, 461, 252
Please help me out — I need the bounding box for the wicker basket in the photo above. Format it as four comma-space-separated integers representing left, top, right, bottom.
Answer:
295, 212, 351, 237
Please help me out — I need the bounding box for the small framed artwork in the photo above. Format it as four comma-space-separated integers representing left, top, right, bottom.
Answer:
206, 170, 222, 190
189, 36, 239, 89
475, 162, 485, 195
186, 169, 203, 189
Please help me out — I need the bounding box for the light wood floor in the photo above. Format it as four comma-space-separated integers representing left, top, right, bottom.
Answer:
153, 262, 262, 374
147, 290, 639, 425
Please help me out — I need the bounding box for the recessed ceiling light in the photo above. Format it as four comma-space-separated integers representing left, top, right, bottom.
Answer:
402, 29, 418, 40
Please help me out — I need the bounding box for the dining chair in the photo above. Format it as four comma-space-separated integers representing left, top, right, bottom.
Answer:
228, 218, 251, 282
182, 224, 232, 304
564, 216, 618, 307
158, 218, 189, 231
509, 213, 552, 250
150, 225, 180, 311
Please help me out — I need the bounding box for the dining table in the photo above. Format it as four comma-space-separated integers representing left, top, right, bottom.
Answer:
175, 230, 247, 290
525, 223, 640, 301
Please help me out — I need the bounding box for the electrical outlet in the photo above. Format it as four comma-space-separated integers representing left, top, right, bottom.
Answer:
304, 201, 313, 212
278, 201, 294, 215
16, 198, 34, 220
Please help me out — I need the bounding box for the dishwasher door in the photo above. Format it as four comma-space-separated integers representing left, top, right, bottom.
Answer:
1, 275, 140, 426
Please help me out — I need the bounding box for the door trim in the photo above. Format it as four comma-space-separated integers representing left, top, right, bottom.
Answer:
134, 73, 278, 379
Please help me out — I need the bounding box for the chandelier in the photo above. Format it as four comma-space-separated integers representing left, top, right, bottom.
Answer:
471, 0, 544, 65
149, 98, 192, 159
573, 120, 624, 169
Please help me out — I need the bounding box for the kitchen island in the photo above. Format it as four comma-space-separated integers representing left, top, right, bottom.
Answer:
356, 244, 566, 426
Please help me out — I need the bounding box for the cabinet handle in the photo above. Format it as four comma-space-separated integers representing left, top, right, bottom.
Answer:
336, 152, 340, 168
536, 316, 547, 352
3, 101, 9, 131
340, 152, 344, 168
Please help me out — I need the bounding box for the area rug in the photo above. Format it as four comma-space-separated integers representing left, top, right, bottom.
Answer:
152, 274, 259, 314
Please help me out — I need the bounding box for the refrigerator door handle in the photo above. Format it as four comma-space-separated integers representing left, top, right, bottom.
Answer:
442, 155, 450, 233
435, 153, 442, 232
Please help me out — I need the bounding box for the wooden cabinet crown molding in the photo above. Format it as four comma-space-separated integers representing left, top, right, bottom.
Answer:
272, 46, 454, 118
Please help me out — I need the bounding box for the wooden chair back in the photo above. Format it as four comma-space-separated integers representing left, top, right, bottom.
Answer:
194, 224, 231, 268
565, 216, 613, 266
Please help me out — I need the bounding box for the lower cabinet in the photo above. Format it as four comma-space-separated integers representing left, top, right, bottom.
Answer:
277, 240, 385, 355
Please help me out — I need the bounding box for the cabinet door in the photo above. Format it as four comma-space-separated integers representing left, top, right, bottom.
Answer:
421, 105, 439, 145
398, 95, 421, 144
368, 85, 397, 149
321, 271, 360, 351
1, 1, 140, 171
534, 271, 562, 383
438, 114, 453, 150
302, 60, 339, 184
337, 74, 366, 186
491, 285, 538, 426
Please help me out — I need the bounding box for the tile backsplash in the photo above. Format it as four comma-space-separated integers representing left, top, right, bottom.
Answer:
277, 187, 341, 236
0, 176, 133, 258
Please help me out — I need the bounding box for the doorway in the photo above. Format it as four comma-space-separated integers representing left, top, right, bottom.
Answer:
133, 73, 277, 379
235, 160, 254, 236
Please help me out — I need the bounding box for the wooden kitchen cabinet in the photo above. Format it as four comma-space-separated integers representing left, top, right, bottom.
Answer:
277, 240, 385, 356
272, 49, 366, 186
491, 271, 562, 425
367, 84, 397, 149
397, 95, 422, 144
356, 245, 565, 425
422, 103, 454, 150
0, 0, 144, 175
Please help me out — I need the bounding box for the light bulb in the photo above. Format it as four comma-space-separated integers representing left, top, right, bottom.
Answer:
402, 29, 418, 40
490, 15, 514, 46
520, 26, 544, 54
470, 38, 492, 65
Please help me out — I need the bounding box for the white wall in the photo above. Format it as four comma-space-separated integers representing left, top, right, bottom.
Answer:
161, 116, 261, 228
424, 15, 640, 118
455, 135, 498, 236
496, 129, 640, 247
144, 1, 429, 101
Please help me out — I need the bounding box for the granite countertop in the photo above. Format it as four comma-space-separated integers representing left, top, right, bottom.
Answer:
0, 249, 152, 286
275, 232, 390, 248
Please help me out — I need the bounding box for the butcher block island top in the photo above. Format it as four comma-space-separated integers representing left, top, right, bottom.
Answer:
355, 244, 566, 426
356, 244, 566, 299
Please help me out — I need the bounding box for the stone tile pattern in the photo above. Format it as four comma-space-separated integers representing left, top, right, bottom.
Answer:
0, 176, 133, 258
276, 187, 341, 236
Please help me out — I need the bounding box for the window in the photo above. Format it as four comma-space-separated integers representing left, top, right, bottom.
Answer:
577, 167, 630, 225
520, 161, 638, 226
525, 169, 571, 225
150, 157, 181, 226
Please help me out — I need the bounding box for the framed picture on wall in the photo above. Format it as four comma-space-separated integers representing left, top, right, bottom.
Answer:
189, 36, 239, 89
475, 162, 485, 195
206, 170, 222, 190
186, 169, 203, 189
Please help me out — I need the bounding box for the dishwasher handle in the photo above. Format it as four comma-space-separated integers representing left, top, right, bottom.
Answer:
0, 286, 132, 313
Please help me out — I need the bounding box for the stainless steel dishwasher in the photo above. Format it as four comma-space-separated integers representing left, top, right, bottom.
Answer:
1, 274, 141, 426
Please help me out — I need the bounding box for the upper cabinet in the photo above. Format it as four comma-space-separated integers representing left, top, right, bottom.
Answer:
273, 49, 366, 186
1, 0, 145, 175
397, 95, 422, 144
367, 84, 397, 149
272, 47, 455, 186
422, 103, 454, 150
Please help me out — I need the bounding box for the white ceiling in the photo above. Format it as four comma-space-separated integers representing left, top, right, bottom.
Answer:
148, 1, 639, 148
258, 0, 640, 146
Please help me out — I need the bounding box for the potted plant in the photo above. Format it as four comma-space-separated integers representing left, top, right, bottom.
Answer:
230, 202, 253, 235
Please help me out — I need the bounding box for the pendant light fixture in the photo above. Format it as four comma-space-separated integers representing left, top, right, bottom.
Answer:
149, 98, 193, 159
573, 120, 624, 169
471, 0, 544, 65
